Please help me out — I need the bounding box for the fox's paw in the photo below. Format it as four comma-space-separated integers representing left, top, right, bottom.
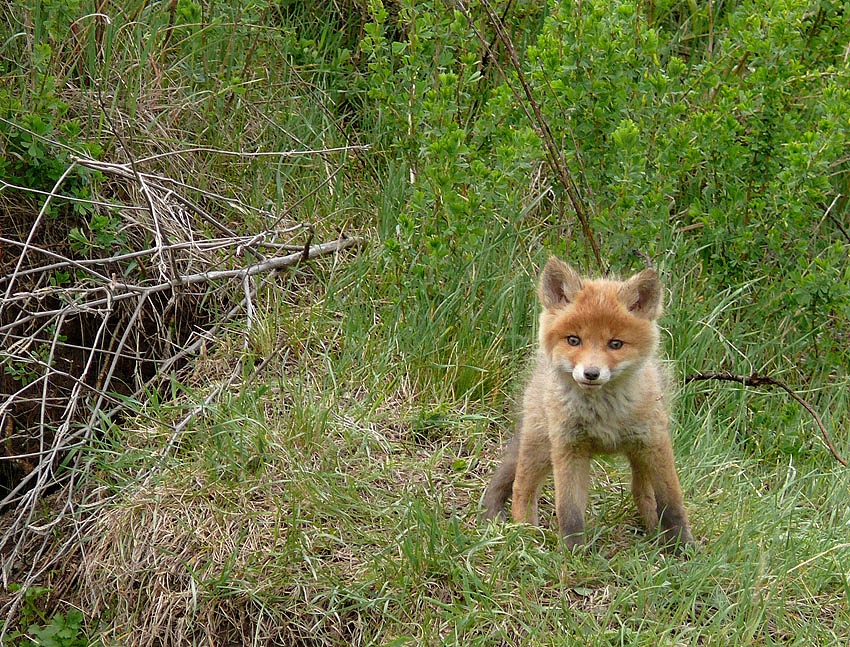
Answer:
480, 503, 508, 522
659, 527, 697, 557
561, 533, 585, 552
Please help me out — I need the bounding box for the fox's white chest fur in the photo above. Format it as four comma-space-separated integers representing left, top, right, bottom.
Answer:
545, 360, 661, 451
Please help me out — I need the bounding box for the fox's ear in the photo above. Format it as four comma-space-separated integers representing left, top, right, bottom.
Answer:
618, 269, 663, 319
539, 257, 582, 310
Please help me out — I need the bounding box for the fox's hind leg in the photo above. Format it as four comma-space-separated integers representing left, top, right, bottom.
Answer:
511, 430, 551, 526
482, 433, 521, 520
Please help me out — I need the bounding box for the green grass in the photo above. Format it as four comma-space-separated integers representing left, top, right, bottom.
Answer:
3, 0, 849, 644
79, 234, 849, 645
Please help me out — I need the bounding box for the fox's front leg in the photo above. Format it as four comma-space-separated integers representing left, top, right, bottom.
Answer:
551, 443, 591, 549
628, 452, 659, 531
630, 437, 694, 551
511, 430, 551, 526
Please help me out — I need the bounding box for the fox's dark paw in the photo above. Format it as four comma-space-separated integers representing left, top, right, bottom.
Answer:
659, 528, 697, 557
561, 536, 585, 553
481, 504, 508, 522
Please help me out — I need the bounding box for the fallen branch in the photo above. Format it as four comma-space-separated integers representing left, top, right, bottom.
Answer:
0, 99, 371, 636
685, 371, 848, 467
0, 229, 305, 284
135, 143, 370, 164
0, 237, 363, 333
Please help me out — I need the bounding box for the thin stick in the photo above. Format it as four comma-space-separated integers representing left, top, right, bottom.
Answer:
71, 156, 273, 219
134, 144, 370, 164
685, 371, 847, 467
95, 84, 177, 280
0, 162, 78, 326
0, 236, 114, 283
786, 542, 850, 574
0, 180, 147, 211
461, 0, 604, 269
0, 115, 90, 159
243, 271, 254, 351
821, 195, 850, 244
633, 249, 655, 268
1, 229, 306, 283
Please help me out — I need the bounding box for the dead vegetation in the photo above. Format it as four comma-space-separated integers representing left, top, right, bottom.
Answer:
4, 2, 849, 644
0, 113, 367, 632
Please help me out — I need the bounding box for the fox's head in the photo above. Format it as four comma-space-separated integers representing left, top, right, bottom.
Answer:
537, 257, 662, 391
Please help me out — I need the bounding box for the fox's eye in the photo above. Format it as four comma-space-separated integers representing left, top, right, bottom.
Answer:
608, 339, 623, 350
566, 335, 581, 346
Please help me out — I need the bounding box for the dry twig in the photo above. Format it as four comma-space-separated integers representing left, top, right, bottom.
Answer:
685, 371, 848, 467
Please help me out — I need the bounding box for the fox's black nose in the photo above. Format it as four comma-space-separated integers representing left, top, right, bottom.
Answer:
583, 367, 600, 381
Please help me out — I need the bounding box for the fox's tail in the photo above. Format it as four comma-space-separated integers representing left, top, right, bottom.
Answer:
481, 432, 520, 520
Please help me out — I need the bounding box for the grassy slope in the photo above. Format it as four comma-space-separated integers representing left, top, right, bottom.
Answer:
91, 229, 850, 646
4, 0, 849, 644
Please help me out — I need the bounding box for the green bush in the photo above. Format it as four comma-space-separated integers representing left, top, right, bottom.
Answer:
358, 0, 850, 376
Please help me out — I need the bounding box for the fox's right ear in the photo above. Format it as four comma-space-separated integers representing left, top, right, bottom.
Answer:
539, 257, 582, 310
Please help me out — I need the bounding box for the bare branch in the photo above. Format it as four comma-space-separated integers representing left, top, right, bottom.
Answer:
1, 230, 305, 283
0, 162, 79, 325
134, 143, 370, 164
0, 93, 370, 631
633, 249, 655, 268
0, 238, 364, 333
0, 180, 148, 211
685, 371, 848, 467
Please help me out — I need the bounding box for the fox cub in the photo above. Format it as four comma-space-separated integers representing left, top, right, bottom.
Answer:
482, 257, 694, 551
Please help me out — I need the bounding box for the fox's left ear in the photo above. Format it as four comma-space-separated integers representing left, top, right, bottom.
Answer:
618, 269, 663, 320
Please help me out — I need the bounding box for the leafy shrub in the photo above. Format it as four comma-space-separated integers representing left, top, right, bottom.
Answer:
358, 0, 850, 377
2, 585, 96, 647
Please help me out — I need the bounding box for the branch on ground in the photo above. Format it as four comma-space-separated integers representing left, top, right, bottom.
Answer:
685, 371, 848, 467
0, 111, 369, 630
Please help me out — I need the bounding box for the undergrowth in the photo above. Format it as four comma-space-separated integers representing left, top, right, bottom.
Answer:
1, 0, 849, 644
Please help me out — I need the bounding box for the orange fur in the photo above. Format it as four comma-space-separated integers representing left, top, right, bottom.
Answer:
482, 257, 694, 552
